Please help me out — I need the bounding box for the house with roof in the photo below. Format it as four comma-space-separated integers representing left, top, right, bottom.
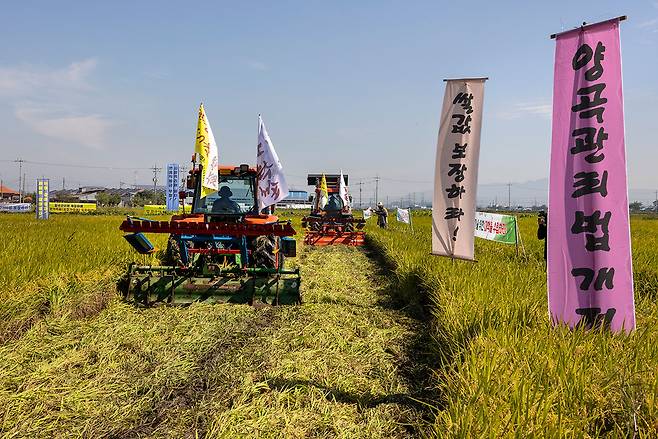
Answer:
0, 184, 20, 201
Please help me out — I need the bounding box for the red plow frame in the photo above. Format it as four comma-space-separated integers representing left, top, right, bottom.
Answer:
301, 216, 365, 246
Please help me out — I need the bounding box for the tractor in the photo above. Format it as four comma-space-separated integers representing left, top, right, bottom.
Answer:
301, 174, 365, 246
119, 160, 301, 305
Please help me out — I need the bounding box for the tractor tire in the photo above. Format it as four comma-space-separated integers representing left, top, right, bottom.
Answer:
276, 237, 285, 270
163, 235, 182, 266
345, 222, 355, 232
253, 235, 277, 269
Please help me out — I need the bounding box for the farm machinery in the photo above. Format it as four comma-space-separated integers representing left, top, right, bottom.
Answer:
119, 162, 301, 306
301, 174, 365, 246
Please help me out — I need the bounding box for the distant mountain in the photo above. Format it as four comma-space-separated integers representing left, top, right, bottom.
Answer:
476, 178, 656, 208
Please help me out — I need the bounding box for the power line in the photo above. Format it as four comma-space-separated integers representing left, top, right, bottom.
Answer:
0, 159, 152, 170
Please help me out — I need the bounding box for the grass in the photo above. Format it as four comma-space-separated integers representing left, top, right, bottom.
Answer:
2, 211, 658, 437
366, 214, 658, 437
0, 213, 430, 438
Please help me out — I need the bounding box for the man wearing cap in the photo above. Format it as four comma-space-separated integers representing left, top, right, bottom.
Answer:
373, 202, 388, 229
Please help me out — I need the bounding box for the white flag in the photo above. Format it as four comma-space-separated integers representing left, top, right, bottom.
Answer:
432, 78, 486, 261
396, 208, 410, 224
339, 169, 350, 209
257, 115, 289, 211
363, 207, 372, 219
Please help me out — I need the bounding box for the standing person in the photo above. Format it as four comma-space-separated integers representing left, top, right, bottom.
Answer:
537, 211, 547, 261
374, 202, 388, 229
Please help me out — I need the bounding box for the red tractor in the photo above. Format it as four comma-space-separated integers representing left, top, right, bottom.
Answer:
119, 161, 301, 306
301, 174, 365, 246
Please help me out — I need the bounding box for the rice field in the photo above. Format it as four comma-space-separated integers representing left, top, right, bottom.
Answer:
0, 213, 430, 438
367, 214, 658, 437
1, 212, 657, 437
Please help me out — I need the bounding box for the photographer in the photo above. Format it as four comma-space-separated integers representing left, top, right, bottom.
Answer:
537, 211, 547, 261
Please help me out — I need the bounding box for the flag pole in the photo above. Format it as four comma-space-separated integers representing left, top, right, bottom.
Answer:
514, 215, 519, 257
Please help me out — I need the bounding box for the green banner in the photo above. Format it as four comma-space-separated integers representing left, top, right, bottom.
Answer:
474, 212, 517, 244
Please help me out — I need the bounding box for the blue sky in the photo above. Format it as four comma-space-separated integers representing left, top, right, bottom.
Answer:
0, 1, 656, 205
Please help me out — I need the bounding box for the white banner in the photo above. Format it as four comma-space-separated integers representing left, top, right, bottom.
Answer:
432, 78, 486, 260
257, 115, 289, 211
339, 169, 350, 209
396, 208, 410, 224
0, 203, 31, 213
363, 207, 372, 219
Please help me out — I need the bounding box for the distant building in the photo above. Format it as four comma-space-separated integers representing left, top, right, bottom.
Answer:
50, 187, 148, 207
278, 189, 311, 209
0, 184, 20, 201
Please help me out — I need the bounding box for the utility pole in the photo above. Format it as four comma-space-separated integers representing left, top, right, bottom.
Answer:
357, 180, 363, 208
62, 177, 65, 191
152, 165, 161, 200
15, 158, 24, 202
507, 182, 512, 210
374, 175, 380, 204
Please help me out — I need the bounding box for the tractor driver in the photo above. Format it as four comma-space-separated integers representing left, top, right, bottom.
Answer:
211, 186, 241, 214
325, 193, 343, 211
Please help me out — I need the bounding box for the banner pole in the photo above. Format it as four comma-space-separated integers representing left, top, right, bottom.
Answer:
514, 215, 519, 257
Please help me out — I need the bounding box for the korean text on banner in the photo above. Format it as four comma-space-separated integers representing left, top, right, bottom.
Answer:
49, 202, 96, 213
475, 211, 517, 244
0, 203, 31, 213
548, 18, 634, 333
194, 104, 219, 199
432, 78, 486, 260
257, 115, 289, 211
36, 179, 49, 220
166, 163, 180, 212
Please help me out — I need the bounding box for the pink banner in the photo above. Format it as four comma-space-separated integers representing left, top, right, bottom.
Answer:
548, 18, 635, 333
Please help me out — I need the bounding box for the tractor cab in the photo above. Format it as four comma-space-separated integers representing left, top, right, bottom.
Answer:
188, 165, 260, 221
307, 174, 352, 218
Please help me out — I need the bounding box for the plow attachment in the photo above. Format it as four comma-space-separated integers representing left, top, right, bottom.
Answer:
123, 264, 301, 306
303, 230, 365, 246
301, 216, 366, 246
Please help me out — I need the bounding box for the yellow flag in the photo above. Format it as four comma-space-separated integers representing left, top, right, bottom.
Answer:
194, 103, 219, 199
319, 173, 328, 208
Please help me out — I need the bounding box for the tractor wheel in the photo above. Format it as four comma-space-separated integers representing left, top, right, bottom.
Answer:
253, 235, 277, 269
345, 222, 355, 232
163, 235, 182, 266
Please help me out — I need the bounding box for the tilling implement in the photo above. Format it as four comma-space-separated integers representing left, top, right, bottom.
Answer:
301, 173, 365, 246
119, 162, 301, 305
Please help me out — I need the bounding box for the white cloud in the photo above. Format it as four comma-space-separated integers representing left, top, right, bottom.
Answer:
0, 58, 113, 149
638, 18, 658, 28
15, 105, 112, 150
0, 58, 97, 96
638, 17, 658, 34
498, 102, 552, 120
